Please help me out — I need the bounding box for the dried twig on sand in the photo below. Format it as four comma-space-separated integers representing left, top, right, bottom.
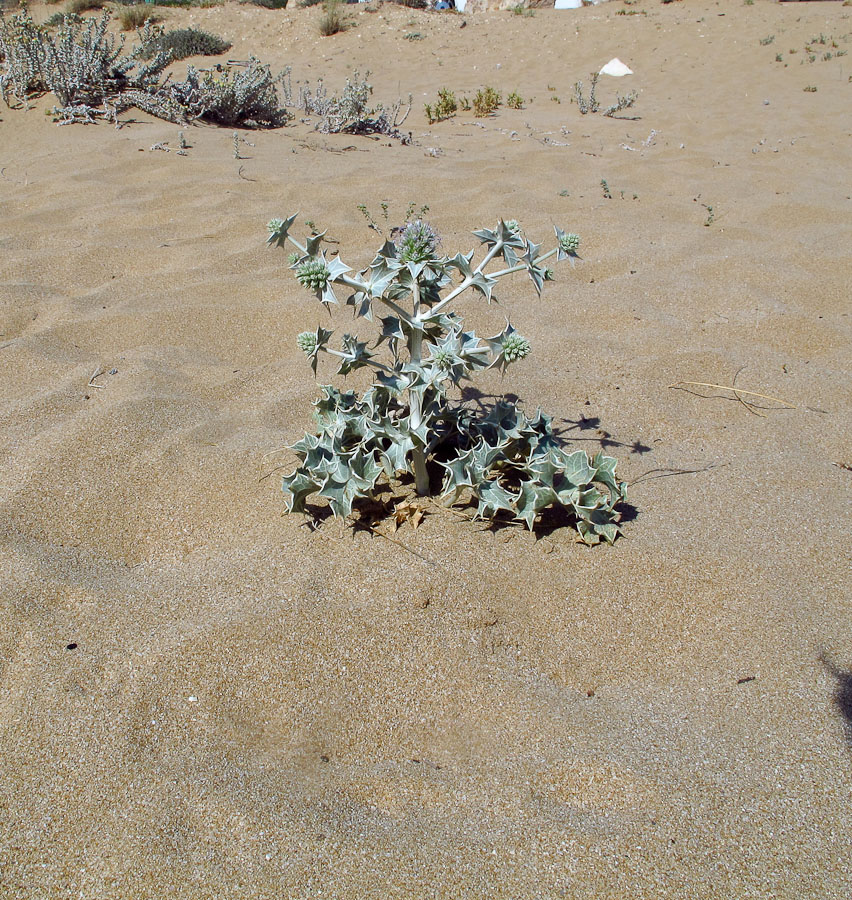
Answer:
669, 370, 794, 417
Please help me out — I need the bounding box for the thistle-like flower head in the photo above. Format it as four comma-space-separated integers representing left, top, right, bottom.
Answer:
433, 347, 455, 370
296, 258, 331, 293
267, 213, 298, 249
296, 331, 317, 354
558, 231, 581, 256
503, 332, 531, 362
396, 219, 441, 263
505, 219, 523, 237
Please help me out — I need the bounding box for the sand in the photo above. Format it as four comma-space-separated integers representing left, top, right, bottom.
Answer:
1, 0, 851, 896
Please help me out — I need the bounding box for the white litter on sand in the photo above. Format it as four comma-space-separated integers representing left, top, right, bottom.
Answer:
600, 58, 634, 77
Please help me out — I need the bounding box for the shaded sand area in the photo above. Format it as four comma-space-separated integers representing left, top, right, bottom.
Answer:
1, 0, 852, 896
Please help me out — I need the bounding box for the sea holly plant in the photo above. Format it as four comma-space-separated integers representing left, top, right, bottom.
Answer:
268, 214, 626, 544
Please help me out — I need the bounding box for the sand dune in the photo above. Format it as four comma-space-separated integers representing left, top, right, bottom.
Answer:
1, 0, 851, 896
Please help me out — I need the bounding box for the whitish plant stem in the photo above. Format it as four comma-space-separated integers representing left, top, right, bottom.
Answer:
286, 234, 308, 255
429, 239, 504, 316
490, 246, 558, 278
408, 279, 430, 496
475, 240, 506, 275
337, 274, 369, 292
411, 447, 430, 495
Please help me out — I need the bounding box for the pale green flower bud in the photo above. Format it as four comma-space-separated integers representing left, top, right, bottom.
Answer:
503, 333, 531, 362
558, 232, 581, 255
297, 259, 331, 292
296, 331, 317, 354
434, 348, 454, 370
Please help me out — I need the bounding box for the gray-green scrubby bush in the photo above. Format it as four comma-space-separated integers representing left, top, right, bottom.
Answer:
574, 72, 637, 117
138, 26, 231, 61
266, 215, 626, 543
295, 70, 411, 141
0, 9, 286, 126
66, 0, 104, 13
158, 59, 289, 126
45, 11, 79, 26
0, 9, 169, 109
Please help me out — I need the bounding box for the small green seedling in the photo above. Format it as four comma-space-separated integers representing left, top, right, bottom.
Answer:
266, 214, 626, 543
424, 87, 458, 123
473, 86, 501, 116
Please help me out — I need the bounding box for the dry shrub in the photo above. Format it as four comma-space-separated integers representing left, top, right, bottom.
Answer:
118, 5, 153, 30
318, 0, 343, 36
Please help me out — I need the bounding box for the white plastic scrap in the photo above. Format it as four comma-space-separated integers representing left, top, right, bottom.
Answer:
599, 58, 634, 77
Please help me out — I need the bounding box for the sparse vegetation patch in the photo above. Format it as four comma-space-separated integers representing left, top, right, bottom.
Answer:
574, 72, 637, 117
506, 91, 523, 109
295, 70, 412, 141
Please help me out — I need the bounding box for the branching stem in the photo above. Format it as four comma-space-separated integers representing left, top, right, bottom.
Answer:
490, 246, 558, 279
286, 233, 308, 256
429, 238, 505, 316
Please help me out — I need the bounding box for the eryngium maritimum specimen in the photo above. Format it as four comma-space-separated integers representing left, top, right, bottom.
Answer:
267, 214, 626, 544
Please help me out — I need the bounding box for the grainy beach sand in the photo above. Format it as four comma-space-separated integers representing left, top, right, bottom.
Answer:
1, 0, 851, 896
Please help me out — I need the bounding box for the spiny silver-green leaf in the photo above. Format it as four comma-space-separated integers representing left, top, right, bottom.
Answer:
267, 213, 298, 249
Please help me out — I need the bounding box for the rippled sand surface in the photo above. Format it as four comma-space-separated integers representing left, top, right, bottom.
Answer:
1, 1, 851, 896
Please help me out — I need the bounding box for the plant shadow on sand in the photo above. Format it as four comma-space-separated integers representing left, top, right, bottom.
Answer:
461, 386, 653, 455
819, 652, 852, 748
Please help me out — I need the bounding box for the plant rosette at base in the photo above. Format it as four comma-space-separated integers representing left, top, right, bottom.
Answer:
267, 214, 626, 545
